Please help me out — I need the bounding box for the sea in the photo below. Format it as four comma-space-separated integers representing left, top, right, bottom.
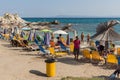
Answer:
23, 18, 120, 44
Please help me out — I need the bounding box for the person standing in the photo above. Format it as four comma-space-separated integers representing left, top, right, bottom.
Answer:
73, 36, 80, 60
81, 32, 84, 42
87, 33, 90, 43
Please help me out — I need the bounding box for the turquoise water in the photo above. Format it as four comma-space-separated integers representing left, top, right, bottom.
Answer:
23, 18, 120, 38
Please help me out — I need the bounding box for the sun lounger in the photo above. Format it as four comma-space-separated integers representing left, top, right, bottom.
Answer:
69, 42, 74, 53
91, 51, 104, 61
106, 54, 118, 64
106, 54, 118, 68
59, 42, 70, 53
49, 47, 67, 57
82, 49, 92, 60
10, 40, 22, 47
23, 44, 39, 51
34, 39, 49, 55
91, 50, 105, 64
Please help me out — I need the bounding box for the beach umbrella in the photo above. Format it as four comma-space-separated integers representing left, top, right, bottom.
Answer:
3, 28, 7, 34
96, 20, 120, 34
33, 30, 37, 40
47, 32, 51, 46
13, 27, 18, 34
16, 27, 20, 34
91, 20, 120, 41
91, 28, 120, 41
44, 32, 51, 46
22, 27, 31, 31
91, 20, 120, 50
20, 30, 25, 38
53, 30, 68, 34
40, 29, 52, 32
28, 30, 33, 41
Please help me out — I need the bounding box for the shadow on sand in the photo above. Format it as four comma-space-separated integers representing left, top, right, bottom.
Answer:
94, 75, 120, 80
29, 70, 47, 77
57, 57, 87, 65
20, 53, 39, 56
1, 43, 12, 48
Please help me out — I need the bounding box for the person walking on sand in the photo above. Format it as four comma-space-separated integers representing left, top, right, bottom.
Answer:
81, 32, 84, 42
73, 36, 80, 60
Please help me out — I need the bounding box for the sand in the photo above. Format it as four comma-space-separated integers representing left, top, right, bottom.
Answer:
0, 40, 115, 80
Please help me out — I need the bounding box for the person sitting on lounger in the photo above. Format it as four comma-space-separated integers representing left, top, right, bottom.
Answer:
50, 39, 60, 49
59, 34, 65, 42
110, 44, 116, 54
56, 37, 68, 47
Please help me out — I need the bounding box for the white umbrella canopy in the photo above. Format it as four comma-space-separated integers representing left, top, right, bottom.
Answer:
53, 30, 68, 34
22, 27, 31, 31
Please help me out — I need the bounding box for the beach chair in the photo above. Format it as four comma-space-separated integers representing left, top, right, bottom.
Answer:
91, 50, 104, 64
34, 39, 49, 55
69, 42, 74, 53
49, 47, 67, 57
91, 51, 104, 61
106, 54, 118, 68
59, 42, 70, 53
22, 40, 39, 51
107, 54, 118, 64
49, 47, 55, 55
11, 40, 23, 47
82, 49, 92, 60
59, 42, 67, 51
117, 48, 120, 55
4, 34, 10, 40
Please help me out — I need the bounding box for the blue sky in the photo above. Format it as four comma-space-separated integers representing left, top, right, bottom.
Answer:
0, 0, 120, 17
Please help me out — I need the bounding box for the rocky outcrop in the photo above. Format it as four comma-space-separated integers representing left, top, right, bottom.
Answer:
0, 13, 26, 25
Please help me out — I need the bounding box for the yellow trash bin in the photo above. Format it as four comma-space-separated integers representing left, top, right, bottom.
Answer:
45, 59, 56, 77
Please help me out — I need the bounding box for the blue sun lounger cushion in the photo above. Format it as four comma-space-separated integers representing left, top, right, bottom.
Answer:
34, 39, 49, 54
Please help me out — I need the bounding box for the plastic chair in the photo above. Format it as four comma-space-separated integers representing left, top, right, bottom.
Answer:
34, 39, 48, 54
4, 34, 10, 40
49, 47, 55, 55
106, 54, 118, 64
59, 42, 67, 51
91, 51, 103, 61
69, 42, 74, 53
82, 49, 92, 59
117, 48, 120, 55
49, 47, 67, 57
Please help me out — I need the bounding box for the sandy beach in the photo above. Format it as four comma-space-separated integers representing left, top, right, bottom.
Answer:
0, 40, 115, 80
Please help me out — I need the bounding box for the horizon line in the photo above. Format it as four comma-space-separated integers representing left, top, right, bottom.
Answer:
22, 16, 120, 18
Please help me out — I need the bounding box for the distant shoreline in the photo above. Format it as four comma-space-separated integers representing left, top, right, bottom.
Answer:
22, 17, 120, 18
